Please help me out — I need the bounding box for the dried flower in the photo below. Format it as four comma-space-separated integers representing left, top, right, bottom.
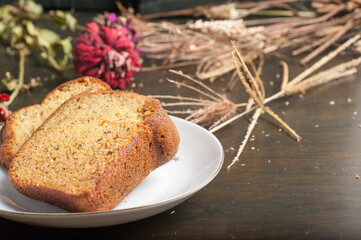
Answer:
0, 94, 10, 101
106, 13, 118, 23
74, 19, 141, 89
0, 93, 11, 120
95, 13, 142, 52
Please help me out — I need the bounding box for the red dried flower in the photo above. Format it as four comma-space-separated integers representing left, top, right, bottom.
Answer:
0, 93, 9, 101
74, 21, 141, 89
0, 103, 10, 121
0, 93, 11, 121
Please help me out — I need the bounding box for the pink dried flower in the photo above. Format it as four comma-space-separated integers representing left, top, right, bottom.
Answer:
106, 13, 118, 23
74, 21, 141, 89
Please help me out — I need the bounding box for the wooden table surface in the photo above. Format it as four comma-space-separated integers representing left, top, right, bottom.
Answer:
1, 12, 361, 240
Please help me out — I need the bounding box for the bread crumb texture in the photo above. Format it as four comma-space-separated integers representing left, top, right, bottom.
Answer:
0, 76, 111, 168
9, 91, 180, 212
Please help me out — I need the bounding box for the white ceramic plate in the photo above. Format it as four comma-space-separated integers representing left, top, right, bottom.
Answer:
0, 116, 223, 228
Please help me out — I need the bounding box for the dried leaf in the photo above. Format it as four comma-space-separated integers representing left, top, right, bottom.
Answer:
18, 0, 43, 19
53, 37, 73, 66
49, 10, 77, 31
2, 72, 18, 91
38, 28, 61, 50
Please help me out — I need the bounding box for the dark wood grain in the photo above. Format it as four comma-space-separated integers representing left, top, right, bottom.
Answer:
1, 12, 361, 240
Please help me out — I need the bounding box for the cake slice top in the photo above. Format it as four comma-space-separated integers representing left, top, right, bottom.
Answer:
9, 91, 165, 195
0, 76, 111, 168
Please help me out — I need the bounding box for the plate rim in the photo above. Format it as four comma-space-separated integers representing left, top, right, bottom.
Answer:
0, 116, 224, 217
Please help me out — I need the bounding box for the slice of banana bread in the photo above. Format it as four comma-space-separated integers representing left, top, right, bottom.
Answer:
9, 91, 180, 212
0, 76, 111, 168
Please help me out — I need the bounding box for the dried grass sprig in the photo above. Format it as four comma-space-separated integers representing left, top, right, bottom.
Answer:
229, 43, 301, 166
227, 108, 262, 170
292, 34, 332, 56
280, 60, 289, 90
120, 1, 361, 81
169, 70, 228, 101
148, 95, 212, 103
286, 57, 361, 95
232, 51, 263, 107
213, 36, 361, 168
148, 70, 241, 129
300, 19, 353, 65
140, 1, 315, 20
212, 34, 361, 136
286, 33, 361, 89
263, 106, 301, 141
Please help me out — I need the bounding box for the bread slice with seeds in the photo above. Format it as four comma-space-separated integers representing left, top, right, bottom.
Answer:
9, 91, 180, 212
0, 76, 111, 168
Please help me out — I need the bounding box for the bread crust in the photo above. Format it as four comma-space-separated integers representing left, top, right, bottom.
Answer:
0, 77, 111, 168
0, 104, 41, 167
9, 91, 180, 212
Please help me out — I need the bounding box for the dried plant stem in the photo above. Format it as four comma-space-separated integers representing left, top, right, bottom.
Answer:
226, 70, 238, 91
141, 61, 200, 71
290, 68, 357, 95
140, 8, 201, 20
232, 51, 264, 107
235, 0, 301, 9
235, 103, 248, 107
6, 50, 25, 107
209, 106, 238, 130
169, 70, 227, 100
292, 34, 332, 56
241, 9, 315, 18
250, 59, 265, 98
245, 16, 297, 26
196, 58, 235, 80
232, 44, 264, 104
254, 3, 344, 37
167, 79, 220, 101
186, 110, 210, 123
246, 98, 254, 111
209, 106, 257, 133
166, 109, 196, 114
263, 91, 284, 105
288, 33, 361, 88
162, 102, 213, 107
148, 95, 212, 103
280, 60, 289, 90
287, 57, 361, 94
256, 52, 264, 76
238, 2, 300, 19
227, 108, 262, 170
300, 20, 353, 65
263, 106, 301, 141
288, 10, 355, 37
